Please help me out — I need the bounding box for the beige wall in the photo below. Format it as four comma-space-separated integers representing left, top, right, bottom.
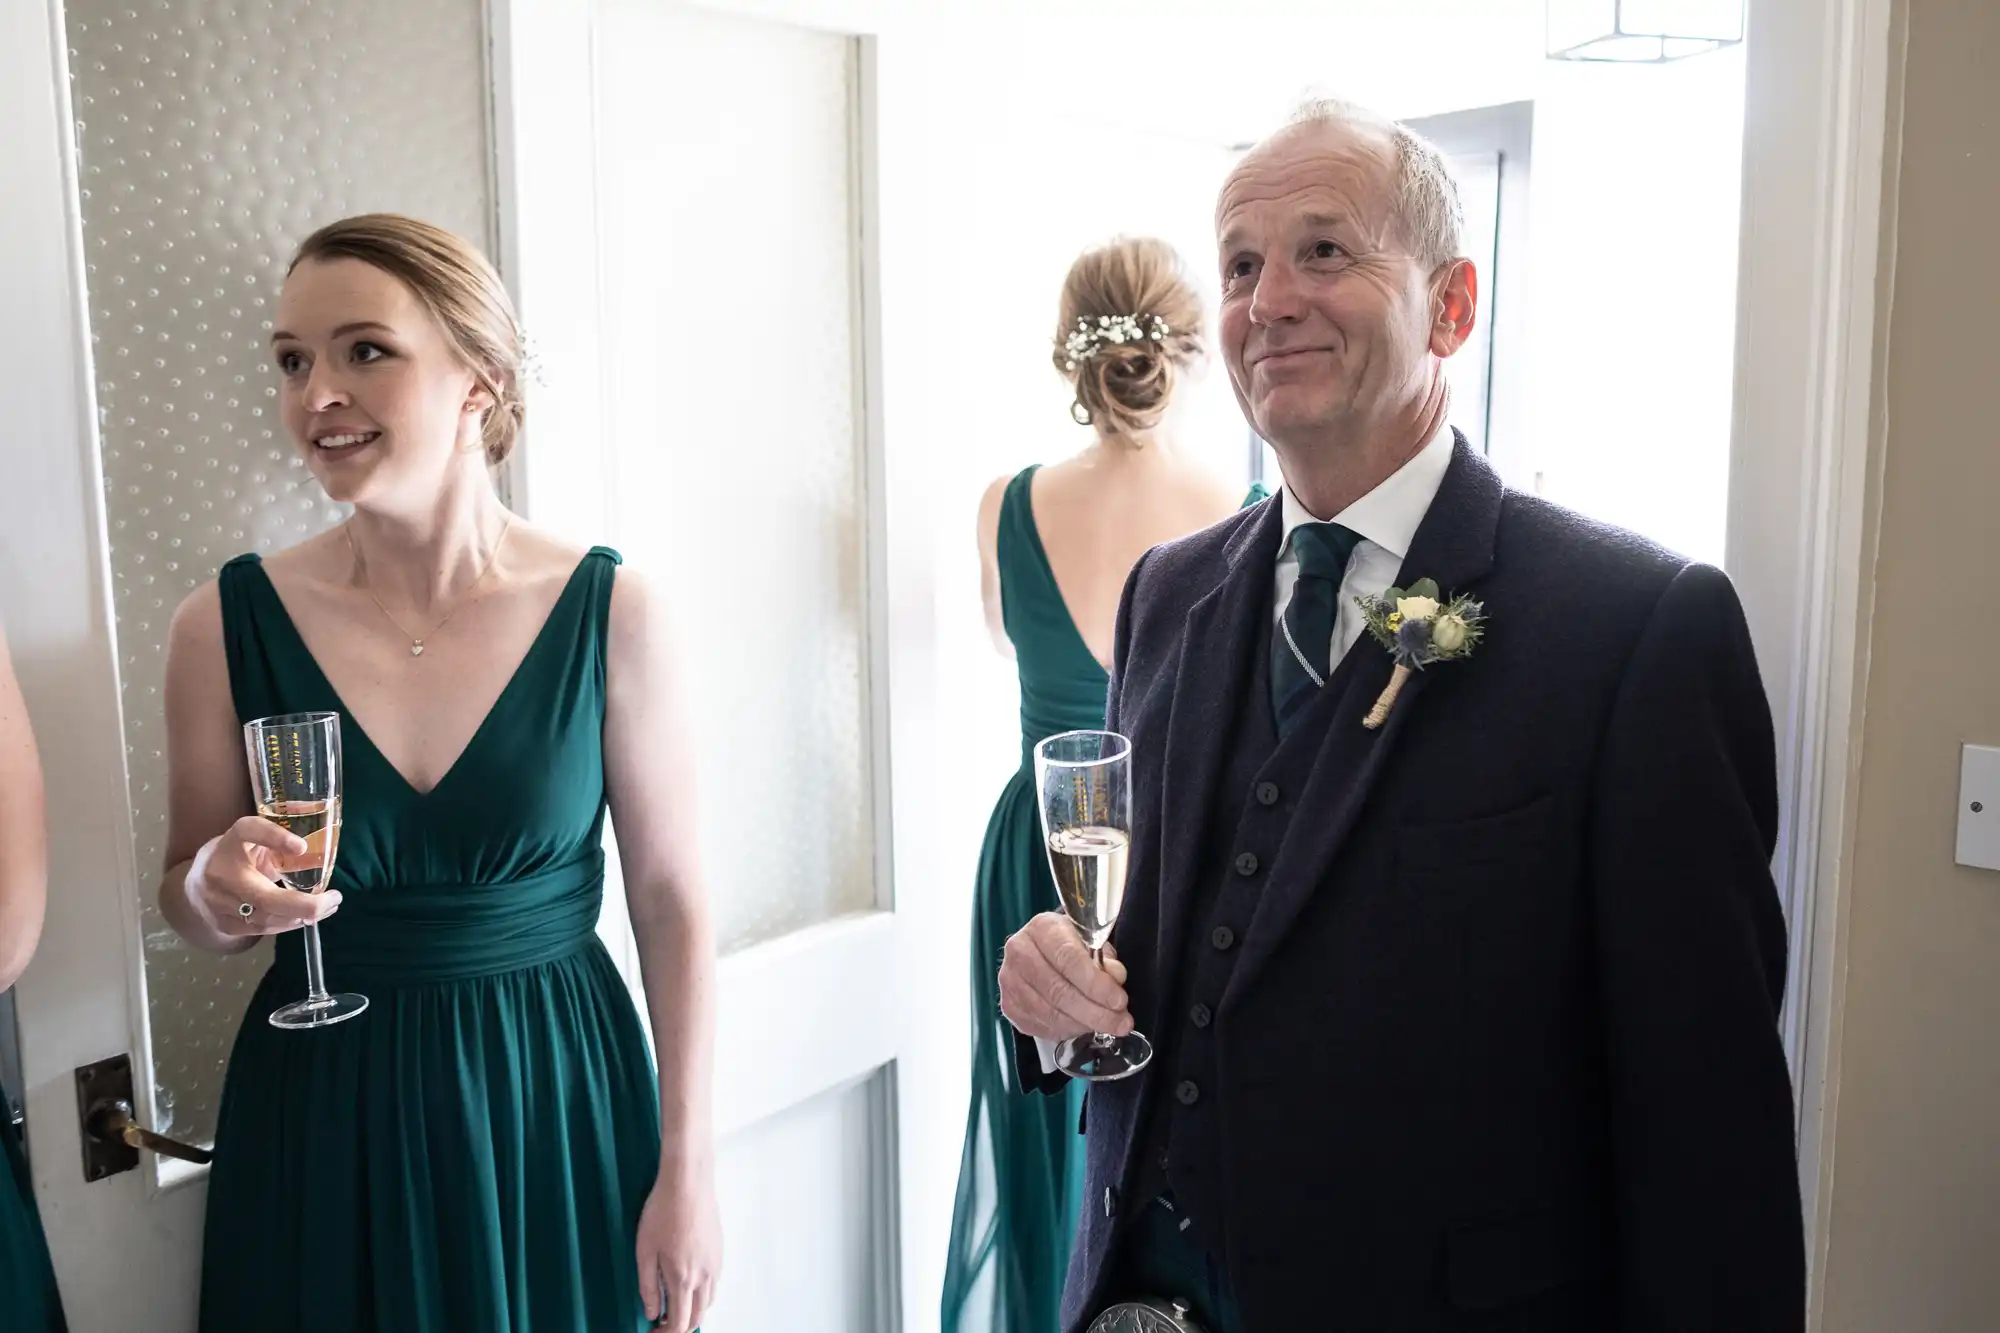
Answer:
1820, 0, 2000, 1327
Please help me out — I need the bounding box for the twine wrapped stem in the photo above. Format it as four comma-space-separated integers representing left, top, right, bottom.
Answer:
1363, 664, 1414, 731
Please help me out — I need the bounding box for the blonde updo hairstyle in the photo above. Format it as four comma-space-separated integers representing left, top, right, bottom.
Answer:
1053, 237, 1206, 439
288, 214, 526, 467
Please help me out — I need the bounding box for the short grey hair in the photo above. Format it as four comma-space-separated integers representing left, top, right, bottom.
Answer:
1287, 98, 1464, 271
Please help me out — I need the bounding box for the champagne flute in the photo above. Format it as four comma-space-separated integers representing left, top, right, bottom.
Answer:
1035, 729, 1151, 1082
243, 712, 368, 1030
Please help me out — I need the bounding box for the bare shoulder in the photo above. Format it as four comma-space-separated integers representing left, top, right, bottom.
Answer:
604, 560, 676, 668
1029, 454, 1110, 518
979, 470, 1016, 527
978, 471, 1015, 552
166, 578, 225, 667
980, 472, 1015, 513
605, 557, 661, 616
162, 580, 235, 749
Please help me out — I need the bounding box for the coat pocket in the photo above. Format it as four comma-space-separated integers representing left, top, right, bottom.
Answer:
1396, 796, 1556, 883
1394, 796, 1561, 939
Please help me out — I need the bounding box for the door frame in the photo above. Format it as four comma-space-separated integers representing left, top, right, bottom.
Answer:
1723, 0, 1897, 1318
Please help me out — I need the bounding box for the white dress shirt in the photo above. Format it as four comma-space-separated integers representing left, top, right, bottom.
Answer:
1032, 423, 1456, 1074
1273, 419, 1456, 671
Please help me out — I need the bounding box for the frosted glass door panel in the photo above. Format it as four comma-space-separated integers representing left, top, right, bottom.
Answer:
65, 0, 493, 1151
594, 2, 873, 953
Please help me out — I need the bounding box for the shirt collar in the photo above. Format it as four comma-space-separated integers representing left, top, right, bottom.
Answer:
1279, 419, 1456, 563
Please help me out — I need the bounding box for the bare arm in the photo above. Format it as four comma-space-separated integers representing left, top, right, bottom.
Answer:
977, 474, 1014, 660
158, 583, 332, 953
0, 621, 49, 994
603, 566, 720, 1333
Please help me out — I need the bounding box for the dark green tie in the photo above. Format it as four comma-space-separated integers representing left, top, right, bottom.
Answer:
1270, 521, 1363, 735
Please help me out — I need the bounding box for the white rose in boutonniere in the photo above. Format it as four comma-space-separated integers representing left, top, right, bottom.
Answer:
1353, 578, 1487, 730
1395, 595, 1441, 623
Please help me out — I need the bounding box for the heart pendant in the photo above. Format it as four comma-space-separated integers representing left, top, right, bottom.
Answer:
410, 643, 424, 657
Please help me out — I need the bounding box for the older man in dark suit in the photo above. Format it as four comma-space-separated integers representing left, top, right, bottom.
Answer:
997, 100, 1805, 1332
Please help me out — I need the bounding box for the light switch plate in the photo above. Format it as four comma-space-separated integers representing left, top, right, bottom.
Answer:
1956, 745, 2000, 872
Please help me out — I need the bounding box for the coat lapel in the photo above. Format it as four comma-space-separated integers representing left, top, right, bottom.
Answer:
1225, 436, 1505, 1007
1147, 496, 1286, 1030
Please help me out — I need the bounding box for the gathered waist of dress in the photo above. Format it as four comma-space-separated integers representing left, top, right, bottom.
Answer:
1017, 713, 1109, 773
290, 848, 609, 987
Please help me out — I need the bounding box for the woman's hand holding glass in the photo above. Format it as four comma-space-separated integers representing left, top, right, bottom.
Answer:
186, 813, 343, 939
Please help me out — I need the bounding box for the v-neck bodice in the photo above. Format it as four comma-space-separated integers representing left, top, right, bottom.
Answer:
216, 547, 622, 960
200, 543, 667, 1331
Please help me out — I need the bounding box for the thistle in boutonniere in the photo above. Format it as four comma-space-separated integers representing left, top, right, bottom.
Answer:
1354, 577, 1486, 730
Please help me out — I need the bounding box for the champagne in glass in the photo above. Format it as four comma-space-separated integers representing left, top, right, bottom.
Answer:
1046, 825, 1130, 950
243, 712, 368, 1030
1035, 729, 1150, 1082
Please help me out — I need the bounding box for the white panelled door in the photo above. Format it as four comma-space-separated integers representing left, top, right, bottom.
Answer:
495, 2, 957, 1331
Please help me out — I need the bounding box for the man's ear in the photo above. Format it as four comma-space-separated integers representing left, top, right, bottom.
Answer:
1430, 259, 1478, 357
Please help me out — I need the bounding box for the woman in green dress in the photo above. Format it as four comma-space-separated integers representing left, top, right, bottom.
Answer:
0, 618, 65, 1332
157, 215, 720, 1332
942, 238, 1266, 1333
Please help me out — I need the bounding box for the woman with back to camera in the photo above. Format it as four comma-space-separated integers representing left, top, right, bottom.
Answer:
941, 237, 1266, 1333
156, 214, 719, 1332
0, 617, 64, 1332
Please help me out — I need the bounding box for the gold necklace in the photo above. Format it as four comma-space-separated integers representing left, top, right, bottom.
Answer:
345, 517, 513, 658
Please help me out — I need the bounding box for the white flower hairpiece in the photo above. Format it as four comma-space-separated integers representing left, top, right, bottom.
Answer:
1063, 313, 1170, 371
516, 327, 546, 389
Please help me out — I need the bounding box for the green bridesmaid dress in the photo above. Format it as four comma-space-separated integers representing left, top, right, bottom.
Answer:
0, 1114, 67, 1330
941, 473, 1268, 1333
199, 547, 664, 1333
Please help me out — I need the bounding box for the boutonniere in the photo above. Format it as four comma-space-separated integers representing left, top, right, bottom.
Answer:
1354, 578, 1486, 730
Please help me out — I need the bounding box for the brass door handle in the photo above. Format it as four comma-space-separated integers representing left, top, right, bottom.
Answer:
83, 1097, 213, 1166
